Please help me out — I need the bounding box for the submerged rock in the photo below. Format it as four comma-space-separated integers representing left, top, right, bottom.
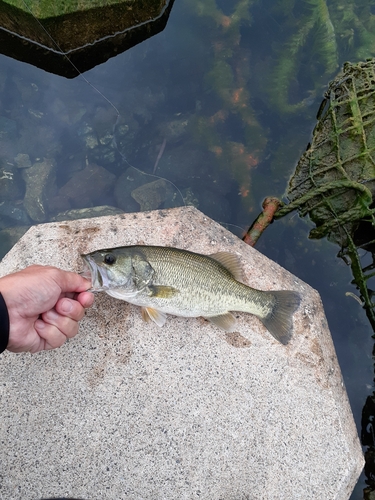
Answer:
17, 120, 61, 159
0, 225, 30, 260
131, 178, 175, 211
154, 143, 211, 185
116, 167, 192, 213
0, 115, 17, 138
53, 205, 124, 221
0, 201, 30, 226
114, 166, 152, 212
22, 159, 57, 222
158, 115, 189, 143
179, 187, 199, 209
0, 164, 23, 201
59, 163, 116, 208
14, 153, 32, 169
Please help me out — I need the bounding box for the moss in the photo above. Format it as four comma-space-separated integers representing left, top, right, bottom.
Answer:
185, 0, 266, 212
1, 0, 130, 18
264, 0, 375, 115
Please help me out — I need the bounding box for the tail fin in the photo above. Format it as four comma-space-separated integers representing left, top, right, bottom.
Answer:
260, 290, 301, 345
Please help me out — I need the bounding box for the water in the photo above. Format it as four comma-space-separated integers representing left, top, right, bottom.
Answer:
0, 0, 374, 497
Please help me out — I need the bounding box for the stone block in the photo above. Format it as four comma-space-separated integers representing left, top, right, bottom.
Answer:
0, 206, 364, 499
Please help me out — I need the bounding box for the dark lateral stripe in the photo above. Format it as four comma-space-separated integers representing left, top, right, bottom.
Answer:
0, 292, 9, 353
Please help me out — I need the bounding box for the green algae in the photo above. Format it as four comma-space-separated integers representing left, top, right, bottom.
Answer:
265, 0, 375, 114
185, 0, 267, 212
1, 0, 127, 18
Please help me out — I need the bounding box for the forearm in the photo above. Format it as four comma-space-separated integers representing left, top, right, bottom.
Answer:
0, 292, 10, 353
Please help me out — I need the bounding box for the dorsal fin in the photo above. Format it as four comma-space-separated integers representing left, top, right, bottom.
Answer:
209, 251, 244, 281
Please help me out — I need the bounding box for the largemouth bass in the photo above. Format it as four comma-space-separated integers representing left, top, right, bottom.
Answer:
81, 245, 301, 344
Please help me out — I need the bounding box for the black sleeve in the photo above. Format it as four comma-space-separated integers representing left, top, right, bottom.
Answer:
0, 292, 9, 353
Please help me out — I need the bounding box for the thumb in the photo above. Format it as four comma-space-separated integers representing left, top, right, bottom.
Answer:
52, 269, 92, 294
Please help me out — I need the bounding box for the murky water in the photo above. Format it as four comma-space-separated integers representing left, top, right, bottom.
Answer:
1, 0, 375, 497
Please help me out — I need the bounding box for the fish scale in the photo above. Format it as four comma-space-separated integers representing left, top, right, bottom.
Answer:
135, 246, 274, 317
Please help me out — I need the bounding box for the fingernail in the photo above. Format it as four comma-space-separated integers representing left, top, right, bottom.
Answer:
61, 300, 73, 313
35, 319, 45, 329
46, 309, 58, 321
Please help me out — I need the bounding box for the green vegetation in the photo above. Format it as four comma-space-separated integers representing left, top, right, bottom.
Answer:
265, 0, 375, 114
186, 0, 266, 212
1, 0, 129, 18
275, 59, 375, 328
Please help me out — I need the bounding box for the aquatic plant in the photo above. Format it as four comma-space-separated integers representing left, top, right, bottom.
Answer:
266, 0, 375, 114
185, 0, 267, 211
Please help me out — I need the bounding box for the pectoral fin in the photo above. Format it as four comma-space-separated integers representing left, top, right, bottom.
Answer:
204, 312, 236, 332
148, 285, 178, 298
141, 307, 167, 327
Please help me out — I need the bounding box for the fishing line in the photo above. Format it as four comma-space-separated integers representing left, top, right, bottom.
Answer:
19, 0, 187, 208
217, 222, 247, 236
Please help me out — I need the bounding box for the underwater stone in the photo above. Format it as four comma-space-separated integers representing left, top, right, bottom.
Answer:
155, 143, 211, 184
0, 115, 17, 138
157, 116, 189, 143
0, 201, 30, 225
95, 146, 117, 165
53, 205, 124, 221
0, 206, 363, 499
59, 163, 116, 208
17, 121, 61, 159
14, 153, 32, 169
0, 225, 29, 259
131, 178, 175, 211
162, 186, 195, 210
114, 166, 152, 212
0, 164, 23, 201
99, 132, 114, 146
78, 123, 99, 149
50, 97, 86, 126
84, 133, 99, 149
22, 158, 56, 222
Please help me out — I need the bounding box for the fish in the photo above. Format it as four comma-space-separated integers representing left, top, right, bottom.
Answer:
81, 245, 301, 345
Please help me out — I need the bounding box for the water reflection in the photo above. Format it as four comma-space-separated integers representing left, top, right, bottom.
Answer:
0, 0, 175, 77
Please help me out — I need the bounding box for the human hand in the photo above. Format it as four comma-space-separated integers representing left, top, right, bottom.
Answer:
0, 265, 94, 353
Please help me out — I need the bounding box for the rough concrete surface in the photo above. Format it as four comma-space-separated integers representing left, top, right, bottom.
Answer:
0, 206, 364, 499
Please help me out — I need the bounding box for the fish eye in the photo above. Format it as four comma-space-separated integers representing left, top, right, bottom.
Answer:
104, 253, 116, 265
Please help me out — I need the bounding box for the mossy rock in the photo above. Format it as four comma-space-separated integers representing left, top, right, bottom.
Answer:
1, 0, 126, 18
0, 0, 174, 77
281, 59, 375, 244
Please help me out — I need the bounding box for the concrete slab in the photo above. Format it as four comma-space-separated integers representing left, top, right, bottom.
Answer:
0, 206, 364, 499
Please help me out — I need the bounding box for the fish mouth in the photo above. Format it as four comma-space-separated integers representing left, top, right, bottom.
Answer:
80, 255, 109, 291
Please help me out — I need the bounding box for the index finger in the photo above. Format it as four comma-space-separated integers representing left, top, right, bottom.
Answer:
61, 291, 95, 307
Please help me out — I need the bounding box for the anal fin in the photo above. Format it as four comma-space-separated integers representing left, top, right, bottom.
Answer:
204, 312, 236, 332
